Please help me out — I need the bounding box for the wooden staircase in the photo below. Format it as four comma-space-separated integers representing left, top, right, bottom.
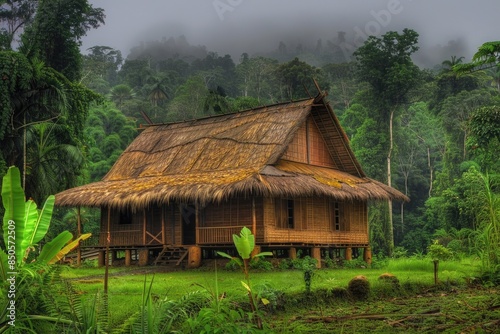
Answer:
153, 246, 189, 266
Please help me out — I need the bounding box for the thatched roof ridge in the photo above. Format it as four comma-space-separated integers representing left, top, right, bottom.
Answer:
55, 95, 409, 210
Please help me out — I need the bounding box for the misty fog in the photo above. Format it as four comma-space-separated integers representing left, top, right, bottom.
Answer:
83, 0, 500, 68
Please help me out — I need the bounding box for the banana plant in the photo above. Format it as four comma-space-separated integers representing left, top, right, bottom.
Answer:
217, 226, 272, 329
0, 166, 89, 276
217, 227, 272, 276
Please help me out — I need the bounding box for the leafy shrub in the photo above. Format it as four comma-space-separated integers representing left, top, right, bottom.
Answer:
323, 253, 334, 268
446, 239, 465, 258
479, 266, 500, 286
254, 283, 286, 312
428, 243, 454, 261
224, 259, 240, 271
343, 257, 368, 269
392, 246, 408, 258
330, 286, 349, 300
376, 273, 400, 297
249, 259, 273, 271
277, 258, 292, 270
291, 256, 318, 294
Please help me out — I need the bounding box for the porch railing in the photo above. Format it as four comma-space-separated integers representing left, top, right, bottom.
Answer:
81, 227, 367, 247
81, 230, 143, 247
265, 228, 369, 245
198, 226, 247, 244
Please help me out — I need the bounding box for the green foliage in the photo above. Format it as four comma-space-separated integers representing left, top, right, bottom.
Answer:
0, 51, 101, 202
84, 103, 137, 181
427, 242, 453, 261
0, 166, 87, 279
0, 51, 31, 141
285, 255, 318, 294
82, 46, 123, 92
342, 257, 370, 269
354, 28, 420, 114
392, 246, 408, 258
115, 276, 209, 334
469, 105, 500, 148
20, 0, 105, 81
217, 227, 272, 330
454, 41, 500, 73
232, 226, 254, 260
249, 258, 273, 271
275, 57, 326, 100
1, 166, 57, 266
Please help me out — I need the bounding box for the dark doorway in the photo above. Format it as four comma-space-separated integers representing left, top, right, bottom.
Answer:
181, 204, 196, 245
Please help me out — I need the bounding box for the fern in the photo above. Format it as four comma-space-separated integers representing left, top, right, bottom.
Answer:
112, 277, 210, 334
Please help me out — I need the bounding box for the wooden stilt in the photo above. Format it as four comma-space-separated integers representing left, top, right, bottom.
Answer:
104, 207, 111, 293
77, 207, 82, 266
125, 249, 132, 266
188, 246, 202, 268
346, 247, 353, 261
252, 197, 257, 237
98, 250, 105, 267
195, 203, 199, 245
161, 206, 166, 245
363, 246, 372, 265
142, 209, 147, 245
312, 247, 321, 268
138, 249, 149, 266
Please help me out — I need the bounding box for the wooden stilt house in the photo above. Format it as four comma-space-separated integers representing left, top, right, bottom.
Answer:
55, 92, 408, 267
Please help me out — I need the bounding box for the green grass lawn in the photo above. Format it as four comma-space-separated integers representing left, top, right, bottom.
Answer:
60, 257, 482, 330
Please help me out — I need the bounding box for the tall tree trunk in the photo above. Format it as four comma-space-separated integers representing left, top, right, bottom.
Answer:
427, 146, 433, 197
386, 109, 395, 257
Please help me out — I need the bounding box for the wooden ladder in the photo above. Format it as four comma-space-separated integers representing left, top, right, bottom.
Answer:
153, 246, 189, 266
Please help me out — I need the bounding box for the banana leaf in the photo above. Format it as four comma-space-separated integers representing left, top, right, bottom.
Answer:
0, 250, 8, 281
48, 233, 92, 264
1, 167, 26, 261
233, 227, 255, 260
24, 195, 55, 251
37, 231, 73, 265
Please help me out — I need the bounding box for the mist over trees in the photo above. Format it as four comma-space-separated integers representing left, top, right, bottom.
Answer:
1, 1, 499, 269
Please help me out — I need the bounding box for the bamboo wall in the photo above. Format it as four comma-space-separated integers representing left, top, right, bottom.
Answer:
263, 197, 368, 245
99, 204, 181, 246
282, 116, 336, 168
200, 197, 264, 244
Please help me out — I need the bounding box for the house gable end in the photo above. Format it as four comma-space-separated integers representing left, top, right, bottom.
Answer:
279, 101, 365, 177
281, 115, 337, 168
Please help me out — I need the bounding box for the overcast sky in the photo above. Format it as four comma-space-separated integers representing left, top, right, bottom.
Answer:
82, 0, 500, 67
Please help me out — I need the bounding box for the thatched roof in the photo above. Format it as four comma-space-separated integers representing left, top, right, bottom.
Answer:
55, 95, 408, 210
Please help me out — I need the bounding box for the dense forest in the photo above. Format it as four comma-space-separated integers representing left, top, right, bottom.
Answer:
1, 0, 499, 264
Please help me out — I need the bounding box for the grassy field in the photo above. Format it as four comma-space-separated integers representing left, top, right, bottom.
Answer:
60, 257, 499, 333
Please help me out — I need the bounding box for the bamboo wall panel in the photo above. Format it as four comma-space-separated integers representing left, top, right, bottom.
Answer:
282, 122, 307, 163
282, 116, 336, 168
263, 197, 368, 245
203, 197, 264, 242
99, 207, 143, 246
198, 226, 247, 244
307, 118, 336, 167
203, 198, 251, 227
172, 205, 181, 245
